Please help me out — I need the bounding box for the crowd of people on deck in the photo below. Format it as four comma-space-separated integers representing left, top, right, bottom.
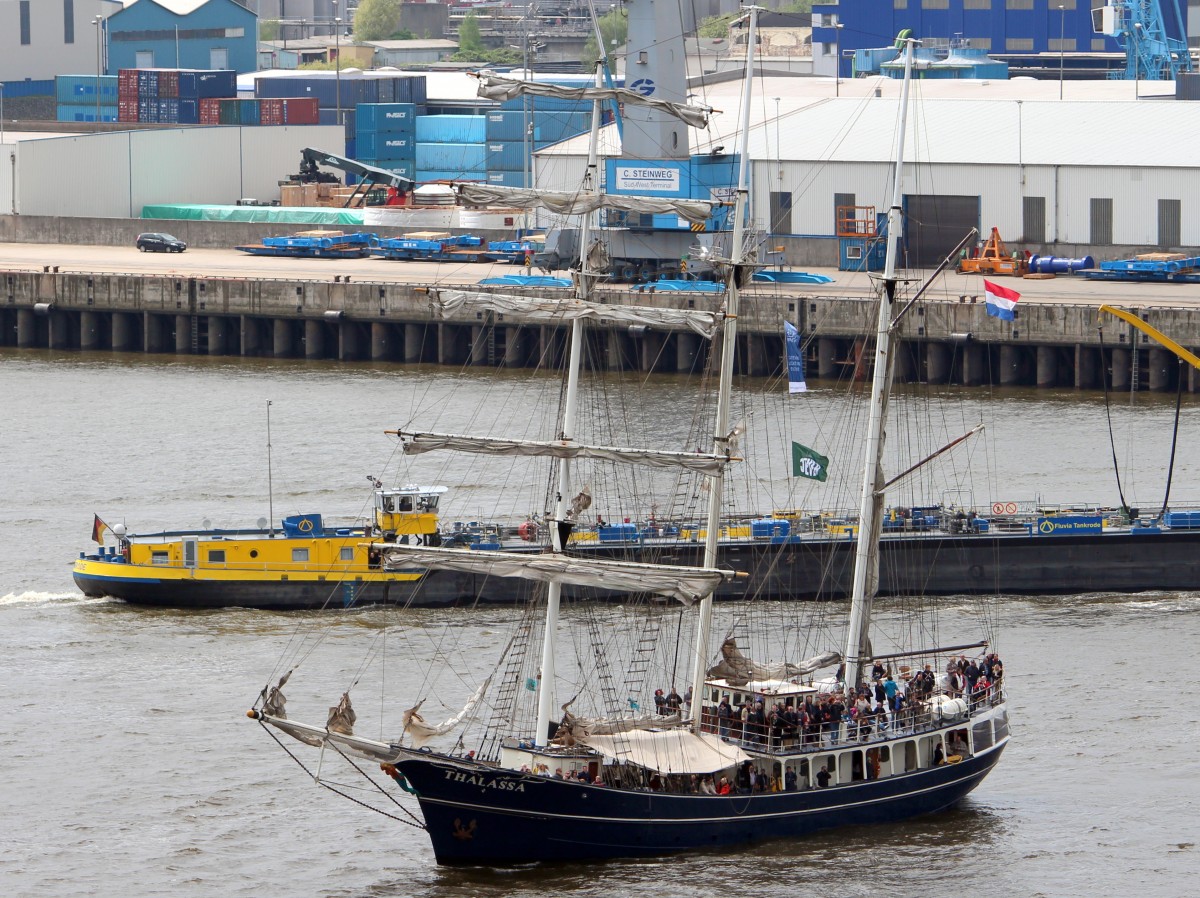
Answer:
524, 654, 1002, 793
708, 652, 1003, 749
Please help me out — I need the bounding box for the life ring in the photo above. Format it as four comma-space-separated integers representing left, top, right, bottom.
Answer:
518, 520, 539, 541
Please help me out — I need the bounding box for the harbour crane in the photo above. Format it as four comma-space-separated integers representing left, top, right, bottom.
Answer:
1092, 0, 1193, 80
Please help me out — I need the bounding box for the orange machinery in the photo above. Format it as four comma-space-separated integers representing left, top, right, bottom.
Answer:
957, 227, 1028, 276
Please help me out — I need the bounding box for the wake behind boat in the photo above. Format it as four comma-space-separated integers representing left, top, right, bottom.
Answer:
248, 18, 1009, 864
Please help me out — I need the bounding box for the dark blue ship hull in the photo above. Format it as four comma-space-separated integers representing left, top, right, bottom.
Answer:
395, 741, 1006, 864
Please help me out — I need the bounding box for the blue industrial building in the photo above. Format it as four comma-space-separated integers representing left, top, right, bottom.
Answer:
106, 0, 258, 75
812, 1, 1189, 79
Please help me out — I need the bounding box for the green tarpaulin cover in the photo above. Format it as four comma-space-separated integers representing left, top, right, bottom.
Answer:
141, 204, 366, 226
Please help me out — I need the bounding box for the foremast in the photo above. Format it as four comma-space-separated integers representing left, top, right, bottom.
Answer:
689, 6, 761, 731
842, 39, 915, 691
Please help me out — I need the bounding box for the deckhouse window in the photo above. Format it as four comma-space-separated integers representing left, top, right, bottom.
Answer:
292, 548, 310, 562
151, 551, 169, 565
208, 550, 226, 563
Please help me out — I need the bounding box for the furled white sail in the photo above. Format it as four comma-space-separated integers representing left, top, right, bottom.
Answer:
380, 545, 733, 605
579, 728, 751, 775
259, 713, 401, 762
396, 431, 734, 475
403, 677, 492, 748
432, 289, 723, 338
706, 638, 841, 686
454, 183, 718, 226
474, 74, 712, 129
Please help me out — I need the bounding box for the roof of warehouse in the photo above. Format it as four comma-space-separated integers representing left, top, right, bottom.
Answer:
540, 74, 1194, 168
117, 0, 223, 15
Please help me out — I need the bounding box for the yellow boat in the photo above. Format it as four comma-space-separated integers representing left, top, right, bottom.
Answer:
70, 485, 492, 610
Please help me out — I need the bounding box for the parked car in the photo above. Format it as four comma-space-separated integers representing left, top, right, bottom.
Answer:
136, 233, 187, 253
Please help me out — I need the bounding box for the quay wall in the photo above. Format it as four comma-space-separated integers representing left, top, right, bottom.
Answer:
4, 266, 1200, 392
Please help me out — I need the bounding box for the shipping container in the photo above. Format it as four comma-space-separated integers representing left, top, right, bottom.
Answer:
56, 103, 117, 123
199, 97, 222, 125
55, 75, 118, 104
318, 107, 356, 137
260, 97, 285, 126
485, 110, 526, 142
356, 132, 415, 159
118, 97, 139, 122
282, 97, 320, 124
415, 142, 488, 175
360, 159, 415, 180
157, 98, 180, 123
137, 70, 159, 98
486, 140, 528, 172
500, 95, 590, 114
357, 103, 417, 133
372, 75, 427, 105
415, 115, 486, 144
487, 170, 528, 188
416, 169, 485, 183
179, 99, 199, 125
484, 108, 593, 145
239, 98, 261, 126
178, 69, 237, 100
257, 75, 376, 109
218, 98, 240, 125
158, 69, 179, 98
118, 69, 138, 96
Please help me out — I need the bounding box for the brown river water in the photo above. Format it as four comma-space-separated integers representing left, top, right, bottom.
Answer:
2, 350, 1198, 896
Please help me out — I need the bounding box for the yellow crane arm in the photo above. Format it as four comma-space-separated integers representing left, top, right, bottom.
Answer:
1099, 304, 1200, 372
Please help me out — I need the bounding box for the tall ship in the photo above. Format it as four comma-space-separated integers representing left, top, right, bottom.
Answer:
247, 19, 1009, 863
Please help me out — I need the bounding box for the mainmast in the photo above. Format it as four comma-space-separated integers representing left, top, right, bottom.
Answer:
533, 65, 607, 747
689, 5, 760, 730
842, 39, 915, 691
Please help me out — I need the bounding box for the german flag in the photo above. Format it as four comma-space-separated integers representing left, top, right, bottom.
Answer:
91, 514, 110, 544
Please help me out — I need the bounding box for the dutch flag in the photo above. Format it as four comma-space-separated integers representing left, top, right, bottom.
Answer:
983, 279, 1021, 321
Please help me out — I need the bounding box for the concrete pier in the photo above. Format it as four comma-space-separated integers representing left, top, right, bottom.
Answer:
4, 265, 1200, 392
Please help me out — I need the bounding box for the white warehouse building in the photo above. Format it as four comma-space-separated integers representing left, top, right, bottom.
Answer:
534, 77, 1199, 263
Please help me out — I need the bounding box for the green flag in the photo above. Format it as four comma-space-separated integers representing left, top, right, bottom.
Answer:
792, 442, 830, 482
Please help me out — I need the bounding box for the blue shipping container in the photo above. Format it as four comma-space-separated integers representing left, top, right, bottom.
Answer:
56, 103, 117, 123
239, 98, 261, 125
357, 103, 417, 133
360, 160, 416, 180
374, 77, 425, 104
2, 79, 53, 98
485, 110, 526, 142
356, 132, 414, 159
416, 169, 486, 183
258, 75, 377, 108
486, 140, 527, 172
534, 110, 592, 145
319, 107, 357, 137
157, 98, 179, 122
487, 170, 528, 188
178, 69, 237, 100
415, 115, 486, 144
415, 142, 488, 175
56, 75, 118, 104
500, 95, 590, 114
178, 98, 199, 124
